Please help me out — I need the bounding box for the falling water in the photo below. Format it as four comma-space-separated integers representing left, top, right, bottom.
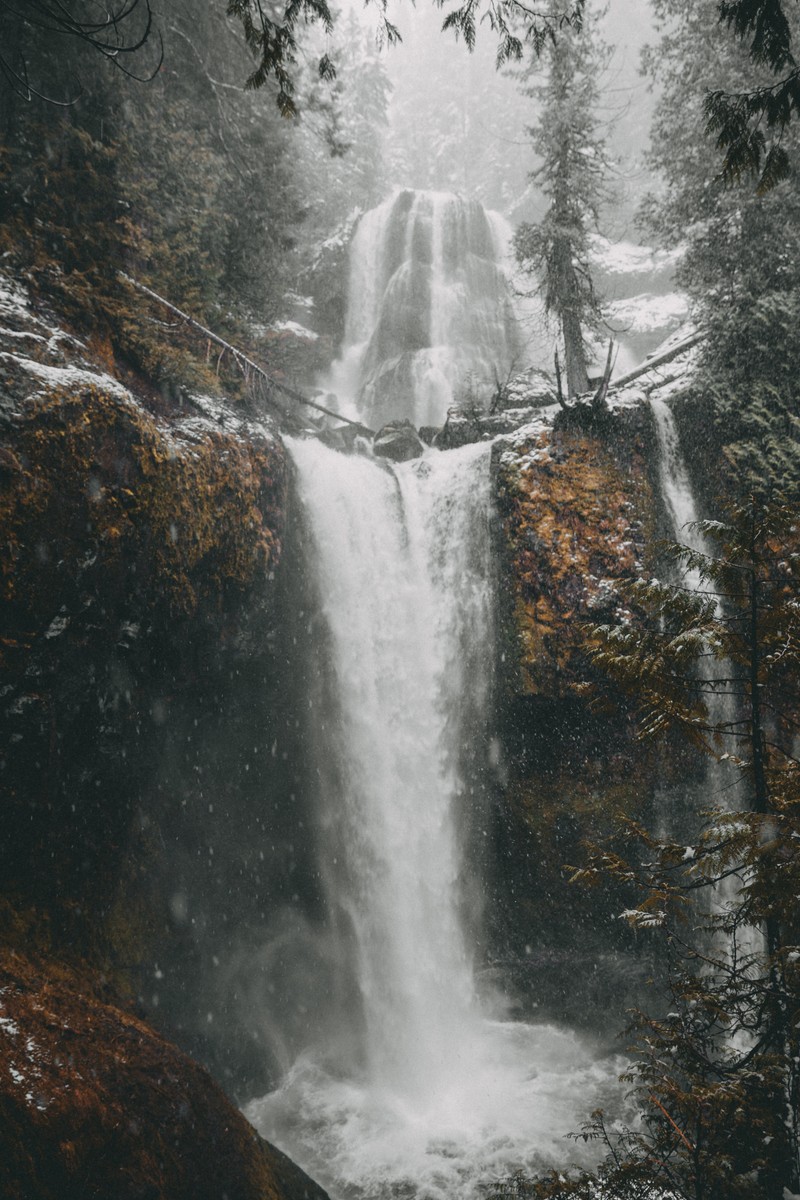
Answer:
650, 396, 757, 953
650, 394, 736, 743
649, 395, 708, 589
324, 190, 521, 429
246, 437, 623, 1200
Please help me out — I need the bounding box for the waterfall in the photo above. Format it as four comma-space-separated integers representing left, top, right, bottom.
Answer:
324, 190, 522, 430
246, 438, 622, 1200
650, 396, 756, 952
650, 394, 735, 738
290, 436, 494, 1096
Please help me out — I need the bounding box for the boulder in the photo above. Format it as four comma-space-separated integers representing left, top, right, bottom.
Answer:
0, 947, 329, 1200
372, 419, 426, 463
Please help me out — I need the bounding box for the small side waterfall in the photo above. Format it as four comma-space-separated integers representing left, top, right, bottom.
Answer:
325, 190, 521, 429
650, 394, 737, 751
650, 396, 704, 569
247, 439, 621, 1200
650, 396, 755, 950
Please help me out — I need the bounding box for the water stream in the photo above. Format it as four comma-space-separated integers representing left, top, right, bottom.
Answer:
324, 190, 522, 429
649, 396, 757, 955
246, 437, 622, 1200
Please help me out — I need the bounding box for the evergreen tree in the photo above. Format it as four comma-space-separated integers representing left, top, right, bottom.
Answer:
643, 0, 800, 499
512, 1, 609, 397
493, 496, 800, 1197
0, 0, 304, 391
705, 0, 800, 190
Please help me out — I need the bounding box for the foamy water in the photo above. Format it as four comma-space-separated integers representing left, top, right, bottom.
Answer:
247, 1019, 625, 1200
245, 437, 626, 1199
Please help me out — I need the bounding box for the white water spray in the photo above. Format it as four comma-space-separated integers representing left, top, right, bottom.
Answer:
247, 438, 622, 1200
323, 190, 522, 429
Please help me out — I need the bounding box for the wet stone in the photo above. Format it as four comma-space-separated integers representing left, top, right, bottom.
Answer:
372, 419, 426, 462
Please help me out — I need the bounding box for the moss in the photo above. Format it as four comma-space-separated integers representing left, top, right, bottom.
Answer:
0, 373, 288, 980
0, 946, 329, 1200
496, 423, 656, 697
1, 383, 286, 629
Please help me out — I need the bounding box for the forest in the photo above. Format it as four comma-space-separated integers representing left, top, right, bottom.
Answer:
1, 1, 799, 1198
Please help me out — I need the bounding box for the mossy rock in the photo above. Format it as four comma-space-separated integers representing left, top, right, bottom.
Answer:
495, 422, 656, 697
0, 946, 329, 1200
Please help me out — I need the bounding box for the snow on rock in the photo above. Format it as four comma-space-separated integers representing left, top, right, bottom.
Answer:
590, 234, 683, 281
608, 386, 648, 411
2, 354, 132, 401
606, 291, 690, 335
0, 268, 282, 456
273, 320, 319, 341
0, 272, 34, 327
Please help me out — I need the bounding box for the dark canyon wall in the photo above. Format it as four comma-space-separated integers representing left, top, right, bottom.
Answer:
0, 273, 331, 1199
489, 404, 697, 1029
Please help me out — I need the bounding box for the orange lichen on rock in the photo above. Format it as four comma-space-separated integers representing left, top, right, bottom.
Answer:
0, 947, 328, 1200
497, 424, 654, 696
0, 381, 286, 629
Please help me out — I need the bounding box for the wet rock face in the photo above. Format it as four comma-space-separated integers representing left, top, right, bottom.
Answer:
0, 947, 330, 1200
488, 406, 666, 1033
0, 274, 297, 1098
0, 372, 287, 921
495, 413, 655, 697
372, 419, 426, 462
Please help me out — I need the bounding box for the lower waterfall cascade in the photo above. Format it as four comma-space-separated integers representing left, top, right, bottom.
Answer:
245, 436, 624, 1200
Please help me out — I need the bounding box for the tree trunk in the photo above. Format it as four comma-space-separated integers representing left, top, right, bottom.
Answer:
561, 306, 590, 397
552, 235, 589, 396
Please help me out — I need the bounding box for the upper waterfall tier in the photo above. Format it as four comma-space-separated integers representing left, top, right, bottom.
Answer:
329, 189, 521, 429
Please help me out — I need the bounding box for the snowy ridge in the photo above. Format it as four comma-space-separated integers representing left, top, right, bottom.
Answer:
0, 268, 278, 450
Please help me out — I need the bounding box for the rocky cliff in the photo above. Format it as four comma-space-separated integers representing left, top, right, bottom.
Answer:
0, 258, 703, 1183
487, 396, 690, 1029
0, 947, 327, 1200
0, 270, 320, 1196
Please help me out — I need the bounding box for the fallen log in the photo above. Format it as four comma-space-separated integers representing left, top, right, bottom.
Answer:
608, 329, 707, 392
120, 273, 374, 435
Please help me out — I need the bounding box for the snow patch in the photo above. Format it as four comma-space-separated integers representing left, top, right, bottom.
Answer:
590, 235, 683, 277
273, 320, 319, 341
606, 292, 690, 334
495, 405, 560, 470
0, 327, 47, 344
44, 615, 70, 639
0, 274, 32, 324
0, 353, 131, 400
608, 386, 647, 410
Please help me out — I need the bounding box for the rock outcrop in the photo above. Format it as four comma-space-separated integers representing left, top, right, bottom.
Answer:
495, 401, 655, 696
487, 396, 676, 1032
0, 271, 317, 1188
0, 946, 329, 1200
372, 419, 426, 462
